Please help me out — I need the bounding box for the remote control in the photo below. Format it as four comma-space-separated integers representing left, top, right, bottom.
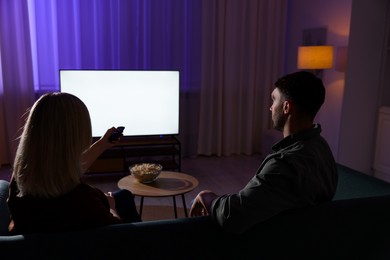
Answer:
109, 126, 125, 142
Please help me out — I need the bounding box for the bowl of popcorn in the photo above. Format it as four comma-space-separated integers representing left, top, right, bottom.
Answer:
129, 163, 163, 183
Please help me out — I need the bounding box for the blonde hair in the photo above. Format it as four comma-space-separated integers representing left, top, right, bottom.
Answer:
13, 92, 92, 198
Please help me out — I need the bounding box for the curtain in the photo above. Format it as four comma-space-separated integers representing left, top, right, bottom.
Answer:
0, 1, 36, 165
0, 0, 286, 165
0, 0, 202, 165
198, 0, 287, 156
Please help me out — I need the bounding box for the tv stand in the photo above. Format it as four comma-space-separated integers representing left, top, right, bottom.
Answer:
87, 135, 181, 174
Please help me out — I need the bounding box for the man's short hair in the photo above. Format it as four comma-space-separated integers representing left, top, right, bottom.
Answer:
274, 71, 325, 120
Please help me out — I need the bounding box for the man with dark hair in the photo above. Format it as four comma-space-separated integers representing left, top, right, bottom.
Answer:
190, 71, 338, 235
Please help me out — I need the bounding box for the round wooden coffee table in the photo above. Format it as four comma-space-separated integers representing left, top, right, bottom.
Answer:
117, 171, 199, 219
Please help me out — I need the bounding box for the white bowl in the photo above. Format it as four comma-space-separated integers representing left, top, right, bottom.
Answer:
129, 163, 162, 183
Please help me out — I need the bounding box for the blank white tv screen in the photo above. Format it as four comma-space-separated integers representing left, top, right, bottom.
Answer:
60, 70, 179, 137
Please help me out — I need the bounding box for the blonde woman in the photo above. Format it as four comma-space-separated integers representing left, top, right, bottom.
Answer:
8, 92, 140, 234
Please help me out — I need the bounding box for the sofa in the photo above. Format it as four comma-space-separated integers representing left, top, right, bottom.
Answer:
1, 164, 390, 260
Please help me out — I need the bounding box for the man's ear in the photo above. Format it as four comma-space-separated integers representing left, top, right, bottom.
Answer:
283, 100, 292, 115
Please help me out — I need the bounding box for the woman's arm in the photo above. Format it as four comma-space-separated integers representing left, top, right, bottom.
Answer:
81, 127, 121, 173
190, 190, 219, 217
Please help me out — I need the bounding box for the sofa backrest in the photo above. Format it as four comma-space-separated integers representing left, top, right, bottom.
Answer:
1, 195, 390, 260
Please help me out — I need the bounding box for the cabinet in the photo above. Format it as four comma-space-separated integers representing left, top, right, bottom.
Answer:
373, 2, 390, 183
87, 135, 181, 174
379, 1, 390, 106
373, 107, 390, 183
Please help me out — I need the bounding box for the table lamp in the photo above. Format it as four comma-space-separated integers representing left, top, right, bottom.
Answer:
297, 45, 334, 76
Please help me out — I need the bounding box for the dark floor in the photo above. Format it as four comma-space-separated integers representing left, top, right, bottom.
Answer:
84, 154, 263, 207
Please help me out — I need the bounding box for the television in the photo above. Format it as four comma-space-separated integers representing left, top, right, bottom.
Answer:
59, 70, 179, 137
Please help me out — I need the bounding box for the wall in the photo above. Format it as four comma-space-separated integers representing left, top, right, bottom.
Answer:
338, 0, 389, 175
285, 0, 352, 160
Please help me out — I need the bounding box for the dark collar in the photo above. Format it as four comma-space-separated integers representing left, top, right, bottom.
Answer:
272, 124, 322, 152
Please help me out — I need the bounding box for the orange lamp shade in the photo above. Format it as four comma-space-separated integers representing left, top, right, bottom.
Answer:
297, 46, 334, 69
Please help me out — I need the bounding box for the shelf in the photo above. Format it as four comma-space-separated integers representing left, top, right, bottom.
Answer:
87, 135, 181, 174
124, 146, 179, 156
94, 135, 180, 146
87, 158, 125, 173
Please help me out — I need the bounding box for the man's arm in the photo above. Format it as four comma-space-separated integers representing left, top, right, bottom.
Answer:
211, 159, 299, 234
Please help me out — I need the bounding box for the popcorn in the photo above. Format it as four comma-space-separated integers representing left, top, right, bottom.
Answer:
131, 163, 161, 175
130, 163, 162, 183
